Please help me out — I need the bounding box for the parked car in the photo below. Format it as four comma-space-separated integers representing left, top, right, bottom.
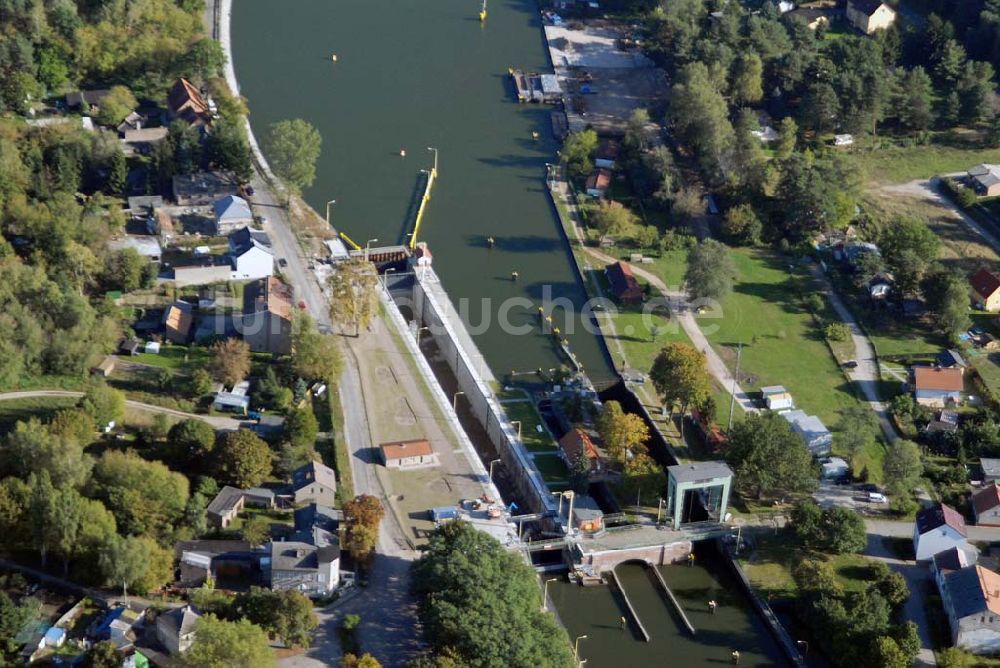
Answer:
868, 492, 888, 504
843, 360, 859, 369
278, 258, 288, 268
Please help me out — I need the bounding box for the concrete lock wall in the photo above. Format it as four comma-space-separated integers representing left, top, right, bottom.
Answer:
580, 541, 693, 573
406, 268, 557, 517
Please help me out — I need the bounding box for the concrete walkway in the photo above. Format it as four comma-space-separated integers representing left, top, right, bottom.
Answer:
0, 390, 243, 429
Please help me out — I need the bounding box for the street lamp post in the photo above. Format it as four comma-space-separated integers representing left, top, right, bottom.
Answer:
364, 238, 379, 262
489, 458, 501, 482
381, 267, 397, 292
511, 420, 522, 439
543, 577, 557, 611
564, 490, 576, 530
453, 390, 465, 411
427, 146, 438, 175
325, 199, 336, 227
574, 635, 588, 661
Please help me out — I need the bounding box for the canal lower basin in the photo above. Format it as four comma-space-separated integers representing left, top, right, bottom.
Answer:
232, 0, 614, 384
549, 550, 786, 667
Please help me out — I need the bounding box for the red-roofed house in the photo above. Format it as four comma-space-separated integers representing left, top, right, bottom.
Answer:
585, 169, 612, 197
971, 268, 1000, 312
605, 261, 643, 305
974, 483, 1000, 526
378, 439, 439, 469
168, 78, 212, 127
915, 502, 971, 561
558, 427, 605, 474
913, 367, 965, 407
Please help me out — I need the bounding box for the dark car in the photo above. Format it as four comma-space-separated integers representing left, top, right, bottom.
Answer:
843, 360, 859, 369
278, 258, 288, 268
245, 185, 255, 196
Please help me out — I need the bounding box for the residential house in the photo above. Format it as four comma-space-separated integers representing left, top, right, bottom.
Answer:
206, 486, 246, 529
292, 461, 338, 507
213, 195, 254, 236
785, 8, 831, 30
122, 128, 169, 155
240, 276, 293, 354
926, 409, 960, 436
821, 457, 849, 480
212, 380, 250, 415
294, 504, 343, 536
974, 483, 1000, 527
172, 171, 239, 206
558, 427, 605, 474
761, 385, 794, 411
91, 356, 116, 377
244, 487, 276, 508
116, 110, 144, 135
155, 605, 200, 655
585, 169, 612, 197
846, 0, 896, 34
571, 495, 605, 533
163, 301, 194, 344
913, 366, 964, 407
378, 439, 440, 469
119, 338, 141, 356
92, 606, 142, 651
594, 140, 620, 169
983, 458, 1000, 483
266, 541, 339, 595
108, 235, 162, 263
971, 268, 1000, 312
65, 89, 111, 111
229, 227, 274, 280
168, 78, 213, 128
605, 261, 643, 304
932, 545, 978, 579
781, 410, 832, 457
938, 564, 1000, 653
128, 195, 164, 220
969, 165, 1000, 197
914, 503, 971, 561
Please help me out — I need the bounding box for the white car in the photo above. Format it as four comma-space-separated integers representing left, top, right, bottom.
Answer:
868, 492, 888, 504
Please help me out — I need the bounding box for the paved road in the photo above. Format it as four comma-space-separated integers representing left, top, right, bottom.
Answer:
0, 390, 243, 429
808, 266, 898, 442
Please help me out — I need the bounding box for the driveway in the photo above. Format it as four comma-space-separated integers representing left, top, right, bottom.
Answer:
882, 177, 1000, 253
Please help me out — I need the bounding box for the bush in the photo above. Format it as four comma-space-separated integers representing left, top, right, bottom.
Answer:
825, 322, 851, 342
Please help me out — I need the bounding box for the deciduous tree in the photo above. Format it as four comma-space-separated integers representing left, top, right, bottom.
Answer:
209, 338, 251, 386
291, 312, 343, 381
214, 429, 272, 488
595, 401, 649, 465
176, 614, 276, 668
265, 119, 322, 196
726, 413, 817, 499
649, 342, 711, 416
684, 239, 737, 302
328, 258, 379, 337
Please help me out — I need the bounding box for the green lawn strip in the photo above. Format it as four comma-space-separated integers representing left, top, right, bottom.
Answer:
846, 140, 1000, 186
532, 452, 570, 484
0, 396, 79, 435
700, 249, 865, 426
739, 529, 879, 600
133, 345, 211, 371
501, 400, 558, 453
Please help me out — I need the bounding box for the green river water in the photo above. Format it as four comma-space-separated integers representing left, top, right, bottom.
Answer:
232, 1, 786, 664
232, 0, 614, 383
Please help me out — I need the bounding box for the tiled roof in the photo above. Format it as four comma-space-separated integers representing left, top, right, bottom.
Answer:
914, 367, 964, 392
974, 483, 1000, 515
971, 268, 1000, 301
916, 503, 968, 537
379, 439, 434, 461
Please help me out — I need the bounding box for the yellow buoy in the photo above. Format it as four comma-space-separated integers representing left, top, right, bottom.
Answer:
399, 149, 406, 157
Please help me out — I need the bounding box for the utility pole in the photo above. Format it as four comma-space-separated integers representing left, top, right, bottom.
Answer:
728, 342, 742, 432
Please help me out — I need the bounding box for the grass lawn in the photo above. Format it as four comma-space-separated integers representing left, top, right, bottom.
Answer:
699, 249, 865, 426
501, 400, 558, 453
846, 136, 1000, 186
133, 345, 212, 371
532, 452, 570, 485
740, 529, 879, 599
0, 396, 78, 435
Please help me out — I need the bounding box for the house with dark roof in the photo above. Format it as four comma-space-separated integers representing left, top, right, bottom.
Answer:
229, 227, 274, 280
914, 503, 971, 561
913, 366, 965, 407
605, 261, 643, 304
168, 78, 213, 127
938, 349, 968, 370
974, 483, 1000, 527
65, 89, 111, 111
846, 0, 896, 34
983, 458, 1000, 483
293, 504, 343, 535
292, 461, 337, 507
932, 545, 978, 579
206, 486, 246, 529
266, 541, 340, 595
172, 171, 239, 206
938, 564, 1000, 653
969, 165, 1000, 198
239, 276, 292, 354
971, 268, 1000, 312
558, 427, 606, 474
378, 439, 440, 469
594, 140, 620, 169
174, 540, 258, 588
155, 605, 200, 655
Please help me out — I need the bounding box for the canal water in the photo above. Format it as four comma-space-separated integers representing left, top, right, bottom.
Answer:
232, 0, 614, 383
549, 554, 786, 667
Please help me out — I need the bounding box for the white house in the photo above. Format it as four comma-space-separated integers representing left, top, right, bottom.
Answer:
973, 483, 1000, 527
846, 0, 896, 34
914, 366, 964, 407
914, 503, 971, 562
265, 541, 339, 596
378, 439, 440, 469
229, 226, 274, 280
938, 564, 1000, 654
292, 460, 338, 507
781, 410, 832, 456
761, 385, 794, 411
213, 195, 254, 235
156, 605, 200, 655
